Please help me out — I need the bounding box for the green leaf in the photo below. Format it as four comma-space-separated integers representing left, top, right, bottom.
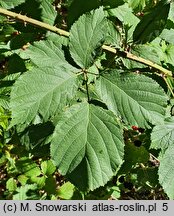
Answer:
111, 186, 121, 199
19, 122, 54, 150
10, 66, 78, 127
125, 142, 149, 164
57, 182, 75, 200
158, 145, 174, 199
69, 7, 106, 68
132, 167, 159, 188
67, 0, 101, 26
41, 160, 56, 176
17, 175, 28, 186
6, 178, 17, 192
0, 96, 9, 110
46, 33, 69, 47
10, 33, 36, 50
107, 3, 138, 24
0, 0, 26, 9
168, 1, 174, 22
39, 0, 57, 25
8, 54, 26, 73
96, 71, 168, 128
107, 3, 139, 41
160, 29, 174, 45
16, 157, 41, 177
132, 44, 162, 65
133, 1, 170, 43
87, 64, 99, 84
19, 40, 69, 68
13, 184, 38, 200
127, 0, 146, 11
119, 141, 149, 173
163, 44, 174, 67
1, 0, 56, 25
102, 0, 125, 7
151, 117, 174, 150
51, 102, 124, 191
0, 107, 10, 129
0, 155, 7, 166
44, 176, 56, 195
30, 176, 46, 188
105, 21, 121, 48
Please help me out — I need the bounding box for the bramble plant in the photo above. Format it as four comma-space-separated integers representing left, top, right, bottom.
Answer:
0, 0, 174, 200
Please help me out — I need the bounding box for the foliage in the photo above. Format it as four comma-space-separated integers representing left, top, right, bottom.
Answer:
0, 0, 174, 199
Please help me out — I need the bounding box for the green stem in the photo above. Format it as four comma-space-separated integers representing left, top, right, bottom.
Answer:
163, 76, 174, 98
0, 7, 173, 77
84, 72, 90, 102
102, 45, 173, 77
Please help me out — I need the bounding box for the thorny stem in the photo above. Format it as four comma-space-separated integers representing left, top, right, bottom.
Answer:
0, 8, 70, 37
0, 7, 173, 78
102, 44, 173, 77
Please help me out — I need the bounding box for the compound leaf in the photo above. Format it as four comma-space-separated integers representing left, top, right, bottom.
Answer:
69, 7, 107, 68
10, 66, 78, 127
96, 71, 168, 128
51, 102, 124, 191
